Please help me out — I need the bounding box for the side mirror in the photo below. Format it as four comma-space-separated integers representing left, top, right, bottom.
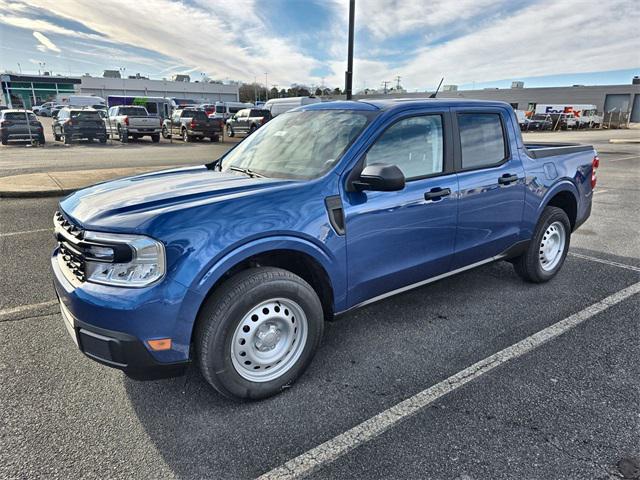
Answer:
353, 163, 405, 192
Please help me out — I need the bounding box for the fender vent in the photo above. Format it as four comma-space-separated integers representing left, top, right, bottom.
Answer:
324, 196, 345, 236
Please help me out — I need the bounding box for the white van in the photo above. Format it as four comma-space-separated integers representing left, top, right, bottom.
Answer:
210, 101, 253, 121
264, 97, 321, 117
56, 95, 106, 108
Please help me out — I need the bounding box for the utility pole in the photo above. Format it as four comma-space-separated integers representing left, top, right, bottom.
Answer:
395, 75, 401, 90
119, 67, 127, 97
381, 80, 390, 94
345, 0, 355, 99
264, 72, 268, 100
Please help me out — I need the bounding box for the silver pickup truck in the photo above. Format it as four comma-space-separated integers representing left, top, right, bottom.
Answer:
106, 105, 162, 143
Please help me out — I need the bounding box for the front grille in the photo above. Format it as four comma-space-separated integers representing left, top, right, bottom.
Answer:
54, 211, 86, 282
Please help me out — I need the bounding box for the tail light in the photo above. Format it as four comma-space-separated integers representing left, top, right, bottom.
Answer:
190, 120, 196, 129
591, 155, 599, 189
124, 116, 129, 126
67, 119, 74, 126
260, 117, 266, 125
0, 121, 9, 127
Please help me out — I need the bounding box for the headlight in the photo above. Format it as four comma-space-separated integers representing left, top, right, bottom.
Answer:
83, 231, 165, 287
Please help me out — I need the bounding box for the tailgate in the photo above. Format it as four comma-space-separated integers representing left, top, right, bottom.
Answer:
129, 116, 159, 128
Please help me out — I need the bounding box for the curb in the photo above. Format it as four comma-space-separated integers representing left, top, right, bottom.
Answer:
0, 188, 77, 198
608, 139, 640, 144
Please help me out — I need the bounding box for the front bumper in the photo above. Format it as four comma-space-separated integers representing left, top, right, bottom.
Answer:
51, 249, 200, 379
57, 296, 187, 379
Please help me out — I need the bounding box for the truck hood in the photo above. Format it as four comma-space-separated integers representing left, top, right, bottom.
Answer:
59, 165, 292, 230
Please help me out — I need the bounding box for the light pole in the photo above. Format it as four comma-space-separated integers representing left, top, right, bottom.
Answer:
264, 72, 268, 101
345, 0, 355, 99
38, 62, 46, 76
119, 67, 127, 97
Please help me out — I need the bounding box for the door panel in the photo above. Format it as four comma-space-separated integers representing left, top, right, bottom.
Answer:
451, 108, 525, 268
345, 176, 458, 306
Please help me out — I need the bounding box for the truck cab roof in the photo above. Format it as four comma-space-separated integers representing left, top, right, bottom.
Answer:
300, 98, 511, 112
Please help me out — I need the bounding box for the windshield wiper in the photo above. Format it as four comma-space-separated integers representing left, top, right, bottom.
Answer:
228, 165, 266, 178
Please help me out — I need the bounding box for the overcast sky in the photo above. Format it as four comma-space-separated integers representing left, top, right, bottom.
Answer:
0, 0, 638, 91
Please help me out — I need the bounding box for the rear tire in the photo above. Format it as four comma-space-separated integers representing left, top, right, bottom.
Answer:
1, 135, 7, 145
63, 134, 71, 145
210, 134, 219, 142
118, 126, 128, 143
182, 128, 191, 142
151, 133, 160, 143
196, 267, 324, 400
512, 206, 571, 283
226, 125, 234, 137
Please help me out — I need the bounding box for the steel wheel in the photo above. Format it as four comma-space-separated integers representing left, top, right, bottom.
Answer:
230, 298, 308, 383
539, 221, 566, 271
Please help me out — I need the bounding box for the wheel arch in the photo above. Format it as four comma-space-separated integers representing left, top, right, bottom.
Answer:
191, 237, 338, 332
538, 182, 579, 230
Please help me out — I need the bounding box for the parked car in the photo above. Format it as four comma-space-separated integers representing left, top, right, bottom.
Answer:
0, 105, 10, 111
522, 114, 553, 131
0, 109, 45, 145
52, 107, 107, 144
32, 101, 55, 115
106, 105, 162, 143
51, 99, 597, 400
50, 104, 65, 118
209, 101, 253, 122
162, 108, 222, 142
225, 108, 272, 137
264, 96, 321, 116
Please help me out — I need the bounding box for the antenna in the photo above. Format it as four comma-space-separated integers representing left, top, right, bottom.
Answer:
429, 77, 444, 98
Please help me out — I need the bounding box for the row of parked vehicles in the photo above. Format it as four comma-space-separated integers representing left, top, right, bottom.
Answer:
515, 104, 603, 131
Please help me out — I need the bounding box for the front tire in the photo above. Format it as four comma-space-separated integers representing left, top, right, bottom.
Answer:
161, 126, 170, 139
512, 206, 571, 283
196, 267, 324, 400
182, 128, 191, 142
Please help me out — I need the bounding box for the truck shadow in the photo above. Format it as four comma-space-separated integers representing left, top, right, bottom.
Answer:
123, 248, 640, 479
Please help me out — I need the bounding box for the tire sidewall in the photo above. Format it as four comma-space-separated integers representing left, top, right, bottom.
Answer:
198, 270, 323, 400
530, 207, 571, 281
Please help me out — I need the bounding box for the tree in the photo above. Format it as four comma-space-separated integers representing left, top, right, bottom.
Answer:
315, 88, 322, 96
279, 88, 287, 97
333, 87, 342, 95
270, 87, 279, 98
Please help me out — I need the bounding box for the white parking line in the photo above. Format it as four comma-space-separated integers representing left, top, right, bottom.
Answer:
258, 281, 640, 480
0, 300, 58, 321
569, 252, 640, 272
0, 228, 51, 238
609, 154, 640, 162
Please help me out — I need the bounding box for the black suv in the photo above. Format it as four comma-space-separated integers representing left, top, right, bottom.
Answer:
52, 107, 107, 144
0, 109, 45, 145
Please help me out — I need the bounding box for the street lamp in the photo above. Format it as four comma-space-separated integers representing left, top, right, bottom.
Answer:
345, 0, 355, 99
265, 72, 268, 100
119, 67, 127, 97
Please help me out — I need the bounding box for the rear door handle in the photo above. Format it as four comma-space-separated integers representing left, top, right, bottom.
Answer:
424, 187, 452, 201
498, 173, 519, 185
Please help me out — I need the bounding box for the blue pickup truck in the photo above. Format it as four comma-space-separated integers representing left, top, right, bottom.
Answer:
52, 99, 598, 400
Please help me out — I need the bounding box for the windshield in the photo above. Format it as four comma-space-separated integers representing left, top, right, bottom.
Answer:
71, 111, 102, 120
221, 110, 374, 180
5, 112, 37, 121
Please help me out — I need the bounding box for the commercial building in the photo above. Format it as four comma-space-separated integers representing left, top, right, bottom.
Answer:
1, 72, 239, 108
0, 73, 81, 108
355, 79, 640, 124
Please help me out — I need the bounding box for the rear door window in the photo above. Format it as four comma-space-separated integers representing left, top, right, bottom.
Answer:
5, 112, 37, 121
71, 111, 102, 121
458, 113, 506, 169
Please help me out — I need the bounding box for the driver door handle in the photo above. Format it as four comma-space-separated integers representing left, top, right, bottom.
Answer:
498, 173, 519, 185
424, 187, 452, 201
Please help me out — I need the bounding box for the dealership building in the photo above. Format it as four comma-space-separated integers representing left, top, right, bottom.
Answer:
355, 78, 640, 124
1, 72, 239, 108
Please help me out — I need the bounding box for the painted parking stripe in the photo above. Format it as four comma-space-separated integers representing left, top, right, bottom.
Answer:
0, 300, 58, 321
609, 154, 640, 162
0, 228, 51, 238
258, 281, 640, 480
569, 252, 640, 273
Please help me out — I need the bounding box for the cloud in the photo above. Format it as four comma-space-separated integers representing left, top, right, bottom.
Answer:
33, 31, 60, 53
1, 0, 638, 90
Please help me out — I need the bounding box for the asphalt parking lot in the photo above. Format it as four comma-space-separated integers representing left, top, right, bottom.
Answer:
0, 131, 639, 479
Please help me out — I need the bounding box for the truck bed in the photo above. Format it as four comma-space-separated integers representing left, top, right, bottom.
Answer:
524, 142, 594, 159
